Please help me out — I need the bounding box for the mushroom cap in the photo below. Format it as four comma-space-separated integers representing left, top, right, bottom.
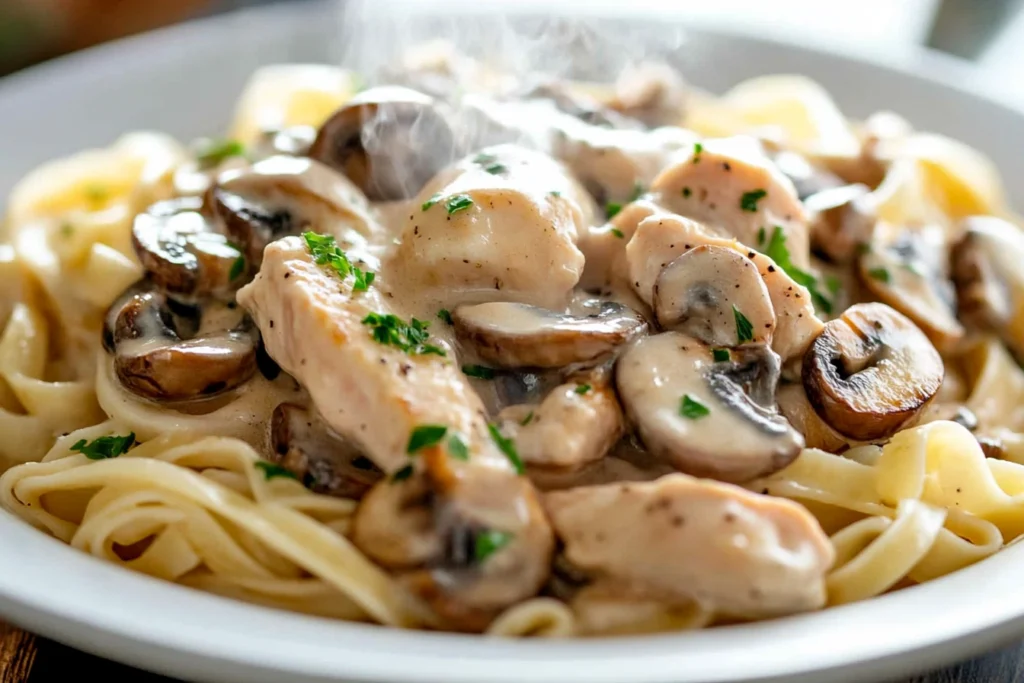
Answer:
858, 224, 963, 353
452, 301, 647, 369
309, 85, 457, 201
802, 302, 943, 441
132, 196, 244, 296
616, 332, 803, 483
653, 245, 775, 347
107, 286, 258, 403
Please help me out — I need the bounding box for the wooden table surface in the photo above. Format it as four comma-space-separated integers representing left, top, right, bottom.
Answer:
3, 620, 1024, 683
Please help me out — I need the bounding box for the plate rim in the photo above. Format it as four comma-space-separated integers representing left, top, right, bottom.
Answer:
2, 3, 1024, 682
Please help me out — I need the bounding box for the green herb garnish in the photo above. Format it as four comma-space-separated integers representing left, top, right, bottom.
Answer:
447, 434, 470, 461
712, 348, 730, 362
757, 226, 766, 246
474, 529, 513, 564
610, 228, 625, 239
421, 193, 442, 211
692, 142, 703, 163
826, 275, 842, 296
574, 384, 591, 395
762, 226, 833, 314
254, 461, 299, 481
605, 202, 623, 220
520, 410, 535, 426
868, 267, 891, 283
362, 313, 446, 356
445, 194, 474, 215
733, 305, 753, 344
740, 189, 767, 212
391, 464, 414, 483
196, 138, 246, 168
407, 425, 448, 454
303, 231, 374, 292
549, 190, 562, 198
629, 182, 645, 201
70, 433, 136, 460
229, 253, 246, 281
488, 423, 524, 475
679, 394, 710, 420
437, 309, 453, 325
462, 364, 496, 380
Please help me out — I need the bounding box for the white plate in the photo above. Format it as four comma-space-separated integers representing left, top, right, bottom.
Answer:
3, 3, 1024, 682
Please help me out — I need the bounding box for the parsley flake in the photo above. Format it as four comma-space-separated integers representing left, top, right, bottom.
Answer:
712, 348, 730, 362
868, 267, 891, 283
574, 384, 592, 395
475, 529, 513, 564
391, 464, 414, 483
445, 194, 474, 215
254, 461, 299, 481
826, 275, 842, 296
229, 252, 246, 281
762, 226, 833, 314
692, 142, 703, 164
303, 231, 374, 292
548, 190, 562, 198
757, 226, 766, 246
610, 228, 625, 239
407, 425, 448, 454
629, 182, 645, 201
488, 423, 524, 475
362, 313, 446, 356
70, 433, 136, 460
448, 434, 470, 461
605, 202, 623, 219
421, 193, 442, 211
740, 189, 767, 212
734, 305, 754, 344
437, 309, 453, 325
462, 364, 496, 380
196, 138, 246, 168
679, 394, 711, 420
520, 410, 535, 426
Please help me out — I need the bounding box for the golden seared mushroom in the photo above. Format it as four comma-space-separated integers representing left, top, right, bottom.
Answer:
858, 225, 963, 352
270, 403, 383, 498
652, 136, 810, 266
495, 372, 624, 472
308, 85, 457, 201
952, 216, 1024, 360
776, 383, 851, 453
616, 332, 803, 483
802, 302, 943, 441
544, 474, 834, 619
804, 184, 876, 263
209, 155, 377, 269
132, 196, 246, 296
451, 301, 647, 369
653, 245, 775, 346
105, 283, 258, 402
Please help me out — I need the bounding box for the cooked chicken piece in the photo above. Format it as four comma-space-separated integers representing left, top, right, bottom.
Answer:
626, 212, 823, 362
652, 136, 810, 268
497, 377, 624, 471
544, 474, 833, 619
386, 144, 594, 312
238, 236, 553, 630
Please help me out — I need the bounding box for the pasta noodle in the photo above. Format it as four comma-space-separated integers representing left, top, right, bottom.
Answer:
1, 52, 1024, 639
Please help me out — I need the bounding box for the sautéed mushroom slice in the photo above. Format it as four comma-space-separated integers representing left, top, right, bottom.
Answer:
238, 237, 553, 630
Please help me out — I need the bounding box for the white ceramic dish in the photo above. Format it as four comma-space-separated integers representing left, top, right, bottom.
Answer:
3, 3, 1024, 682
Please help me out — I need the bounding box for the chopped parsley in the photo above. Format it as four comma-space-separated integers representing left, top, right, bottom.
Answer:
362, 313, 446, 356
757, 226, 766, 246
70, 433, 136, 460
692, 142, 703, 164
826, 275, 842, 296
712, 348, 730, 362
548, 190, 562, 198
475, 529, 513, 563
437, 309, 453, 325
520, 410, 535, 426
484, 163, 507, 175
254, 461, 299, 481
733, 305, 754, 344
445, 194, 474, 215
740, 189, 767, 212
605, 202, 623, 220
407, 425, 448, 454
762, 226, 833, 314
391, 464, 414, 483
196, 138, 246, 168
679, 394, 711, 420
303, 231, 374, 292
610, 228, 625, 239
488, 423, 524, 475
629, 182, 645, 201
421, 193, 442, 211
462, 364, 496, 380
474, 152, 497, 165
474, 153, 507, 175
868, 267, 891, 283
447, 434, 470, 461
229, 252, 246, 281
682, 186, 692, 198
574, 384, 592, 395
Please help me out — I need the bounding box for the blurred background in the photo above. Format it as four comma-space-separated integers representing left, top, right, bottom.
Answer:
1, 0, 1024, 102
